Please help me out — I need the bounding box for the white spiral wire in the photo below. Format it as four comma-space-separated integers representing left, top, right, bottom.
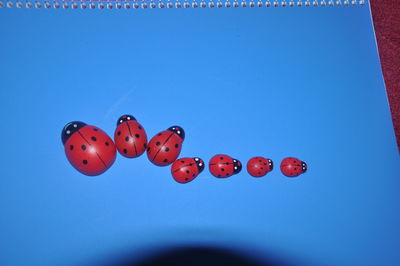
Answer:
0, 0, 366, 9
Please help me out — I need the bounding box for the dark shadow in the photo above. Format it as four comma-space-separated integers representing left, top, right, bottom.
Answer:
103, 245, 291, 266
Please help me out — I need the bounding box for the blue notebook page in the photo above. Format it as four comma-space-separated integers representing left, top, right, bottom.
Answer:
0, 1, 399, 266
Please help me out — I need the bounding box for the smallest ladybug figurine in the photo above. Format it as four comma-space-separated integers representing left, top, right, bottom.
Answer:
247, 157, 273, 177
209, 154, 242, 178
280, 157, 307, 177
171, 157, 205, 184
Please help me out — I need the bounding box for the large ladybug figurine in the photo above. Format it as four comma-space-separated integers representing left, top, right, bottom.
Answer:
209, 154, 242, 178
247, 156, 273, 177
61, 121, 116, 176
171, 157, 205, 184
280, 157, 307, 177
114, 114, 147, 158
146, 126, 185, 166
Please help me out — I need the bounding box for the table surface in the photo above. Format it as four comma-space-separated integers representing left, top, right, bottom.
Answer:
0, 4, 399, 266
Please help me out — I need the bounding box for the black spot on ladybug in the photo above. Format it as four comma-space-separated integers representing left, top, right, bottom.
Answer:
175, 144, 179, 148
217, 174, 221, 177
93, 128, 98, 131
138, 126, 142, 130
147, 147, 150, 152
185, 178, 189, 181
125, 136, 130, 142
135, 134, 140, 138
123, 149, 127, 154
226, 173, 229, 176
105, 142, 109, 146
91, 136, 97, 141
259, 160, 262, 162
260, 167, 263, 170
264, 163, 267, 165
181, 160, 185, 163
221, 168, 225, 171
156, 142, 161, 146
70, 145, 74, 150
163, 159, 168, 163
81, 145, 86, 150
186, 170, 190, 174
294, 168, 297, 170
117, 131, 121, 136
192, 174, 195, 177
83, 160, 88, 165
165, 147, 170, 152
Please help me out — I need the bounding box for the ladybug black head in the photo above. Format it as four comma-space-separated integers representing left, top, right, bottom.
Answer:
168, 126, 185, 140
117, 115, 136, 126
193, 157, 205, 173
268, 159, 274, 170
232, 158, 242, 174
61, 121, 86, 145
301, 161, 307, 173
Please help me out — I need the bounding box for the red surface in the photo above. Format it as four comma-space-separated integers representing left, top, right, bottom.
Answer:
114, 119, 148, 158
370, 0, 400, 150
65, 125, 116, 176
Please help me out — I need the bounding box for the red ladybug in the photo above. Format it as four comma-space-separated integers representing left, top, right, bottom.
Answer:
61, 121, 116, 176
247, 157, 273, 177
147, 126, 185, 166
209, 154, 242, 178
171, 157, 205, 184
280, 157, 307, 177
114, 114, 147, 158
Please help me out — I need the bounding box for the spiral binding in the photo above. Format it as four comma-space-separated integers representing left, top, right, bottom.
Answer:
0, 0, 366, 9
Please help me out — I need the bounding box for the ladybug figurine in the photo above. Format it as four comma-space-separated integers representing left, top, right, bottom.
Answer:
247, 156, 273, 177
171, 157, 205, 184
61, 121, 116, 176
209, 154, 242, 178
114, 114, 147, 158
147, 126, 185, 166
280, 157, 307, 177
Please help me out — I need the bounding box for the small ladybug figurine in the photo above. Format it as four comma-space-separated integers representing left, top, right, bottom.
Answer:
147, 126, 185, 166
171, 157, 205, 184
209, 154, 242, 178
61, 121, 116, 176
280, 157, 307, 177
247, 156, 273, 177
114, 114, 147, 158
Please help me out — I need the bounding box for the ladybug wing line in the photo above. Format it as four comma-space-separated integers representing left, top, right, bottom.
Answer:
172, 163, 195, 173
78, 130, 107, 168
152, 131, 174, 162
125, 122, 138, 156
209, 162, 233, 166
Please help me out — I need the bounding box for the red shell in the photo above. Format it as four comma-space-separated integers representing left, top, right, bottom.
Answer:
171, 157, 205, 184
209, 154, 242, 178
147, 126, 184, 166
64, 124, 116, 176
280, 157, 307, 177
114, 117, 147, 158
246, 157, 273, 177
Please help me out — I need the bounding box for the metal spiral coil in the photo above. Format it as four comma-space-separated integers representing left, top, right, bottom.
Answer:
0, 0, 366, 9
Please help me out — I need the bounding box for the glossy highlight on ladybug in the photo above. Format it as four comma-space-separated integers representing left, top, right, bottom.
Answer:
209, 154, 242, 178
247, 157, 273, 177
147, 126, 185, 166
61, 121, 116, 176
171, 157, 205, 184
280, 157, 307, 177
114, 114, 147, 158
